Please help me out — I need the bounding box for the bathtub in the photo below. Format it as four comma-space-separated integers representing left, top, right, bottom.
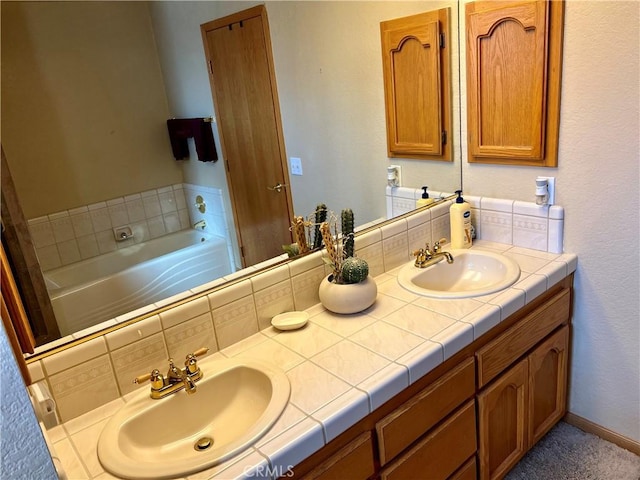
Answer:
44, 230, 233, 336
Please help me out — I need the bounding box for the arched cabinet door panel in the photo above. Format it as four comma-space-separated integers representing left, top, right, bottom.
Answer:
381, 8, 452, 161
466, 0, 564, 167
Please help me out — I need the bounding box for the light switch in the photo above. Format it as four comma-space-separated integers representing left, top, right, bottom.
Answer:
290, 157, 303, 176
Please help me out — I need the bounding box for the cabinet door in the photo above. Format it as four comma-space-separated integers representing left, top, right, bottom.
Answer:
478, 359, 529, 480
466, 0, 564, 167
380, 8, 451, 160
528, 326, 569, 445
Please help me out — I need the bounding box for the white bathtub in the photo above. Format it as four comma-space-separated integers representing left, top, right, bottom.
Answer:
44, 230, 232, 336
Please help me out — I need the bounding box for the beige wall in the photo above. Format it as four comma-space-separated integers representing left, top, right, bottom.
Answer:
148, 1, 461, 227
1, 2, 182, 218
461, 1, 640, 443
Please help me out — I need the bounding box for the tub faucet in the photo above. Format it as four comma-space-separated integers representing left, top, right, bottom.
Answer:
193, 220, 206, 230
413, 240, 454, 268
133, 347, 208, 399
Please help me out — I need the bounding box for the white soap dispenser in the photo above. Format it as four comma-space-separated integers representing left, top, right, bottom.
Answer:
450, 190, 472, 249
416, 186, 434, 207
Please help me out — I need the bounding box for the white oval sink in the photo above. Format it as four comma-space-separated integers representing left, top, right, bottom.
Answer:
98, 357, 290, 480
397, 249, 521, 299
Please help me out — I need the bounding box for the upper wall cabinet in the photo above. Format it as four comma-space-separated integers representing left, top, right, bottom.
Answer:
381, 9, 452, 161
466, 0, 564, 167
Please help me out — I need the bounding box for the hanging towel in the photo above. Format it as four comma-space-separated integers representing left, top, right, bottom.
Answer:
166, 118, 218, 162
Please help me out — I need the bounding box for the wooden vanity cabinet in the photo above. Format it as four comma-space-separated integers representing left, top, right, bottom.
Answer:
477, 287, 571, 480
380, 400, 477, 480
450, 457, 479, 480
299, 432, 375, 480
465, 0, 564, 167
287, 277, 572, 480
376, 357, 475, 465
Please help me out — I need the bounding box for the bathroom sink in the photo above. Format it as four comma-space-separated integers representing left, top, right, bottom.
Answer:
397, 249, 521, 299
97, 357, 290, 480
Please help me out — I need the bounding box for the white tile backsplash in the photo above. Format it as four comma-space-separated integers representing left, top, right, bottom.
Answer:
105, 315, 163, 351
31, 191, 567, 427
48, 354, 120, 422
110, 333, 167, 396
481, 210, 513, 244
42, 336, 108, 376
164, 312, 218, 358
211, 296, 259, 349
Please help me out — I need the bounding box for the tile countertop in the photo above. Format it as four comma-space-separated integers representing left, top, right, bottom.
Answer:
45, 241, 577, 480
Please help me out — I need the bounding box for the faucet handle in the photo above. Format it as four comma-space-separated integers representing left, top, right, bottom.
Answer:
191, 347, 209, 357
133, 369, 164, 390
133, 372, 152, 384
184, 347, 209, 374
433, 238, 448, 252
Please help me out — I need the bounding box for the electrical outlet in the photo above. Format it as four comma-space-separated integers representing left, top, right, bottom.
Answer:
290, 157, 303, 176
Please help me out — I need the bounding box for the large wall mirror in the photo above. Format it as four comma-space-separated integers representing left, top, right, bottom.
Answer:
1, 0, 462, 359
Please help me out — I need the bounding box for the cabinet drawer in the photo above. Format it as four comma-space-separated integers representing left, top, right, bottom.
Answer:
477, 288, 570, 387
450, 456, 477, 480
380, 400, 477, 480
376, 357, 475, 465
299, 432, 374, 480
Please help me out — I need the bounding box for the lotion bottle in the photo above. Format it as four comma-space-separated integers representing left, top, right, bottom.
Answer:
416, 186, 434, 207
450, 190, 472, 249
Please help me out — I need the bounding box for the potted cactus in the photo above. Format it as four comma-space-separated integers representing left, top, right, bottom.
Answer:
318, 209, 377, 314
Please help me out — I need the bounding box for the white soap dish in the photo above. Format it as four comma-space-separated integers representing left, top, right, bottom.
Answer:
271, 311, 309, 331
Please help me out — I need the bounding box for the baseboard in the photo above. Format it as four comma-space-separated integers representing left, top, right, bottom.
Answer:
564, 412, 640, 456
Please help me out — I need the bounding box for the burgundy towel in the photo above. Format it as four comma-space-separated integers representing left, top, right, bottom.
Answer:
166, 118, 218, 162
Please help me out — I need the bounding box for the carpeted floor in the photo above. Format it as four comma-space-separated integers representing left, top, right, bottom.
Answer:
506, 421, 640, 480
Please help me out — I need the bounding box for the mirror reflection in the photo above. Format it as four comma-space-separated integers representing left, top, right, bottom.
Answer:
1, 0, 461, 355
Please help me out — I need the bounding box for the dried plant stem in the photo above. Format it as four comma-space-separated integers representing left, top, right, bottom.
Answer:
293, 216, 309, 254
320, 222, 341, 280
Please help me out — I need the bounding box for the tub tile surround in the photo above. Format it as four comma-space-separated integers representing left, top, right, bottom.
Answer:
29, 194, 577, 480
28, 183, 232, 271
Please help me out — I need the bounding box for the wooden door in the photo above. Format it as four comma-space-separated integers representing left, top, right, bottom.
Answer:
477, 359, 528, 480
201, 6, 293, 267
528, 326, 569, 445
380, 8, 451, 160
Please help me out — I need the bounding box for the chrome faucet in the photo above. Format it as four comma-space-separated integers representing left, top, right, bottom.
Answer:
413, 240, 454, 268
134, 347, 208, 399
193, 220, 206, 230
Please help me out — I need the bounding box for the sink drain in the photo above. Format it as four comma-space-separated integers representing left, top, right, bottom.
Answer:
194, 436, 214, 452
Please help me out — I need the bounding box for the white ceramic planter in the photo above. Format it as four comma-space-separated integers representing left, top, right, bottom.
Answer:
318, 275, 377, 314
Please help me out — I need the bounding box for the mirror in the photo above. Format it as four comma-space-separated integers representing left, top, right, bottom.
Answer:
1, 0, 462, 357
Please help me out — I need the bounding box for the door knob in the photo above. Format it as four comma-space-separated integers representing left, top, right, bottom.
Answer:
267, 183, 287, 193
